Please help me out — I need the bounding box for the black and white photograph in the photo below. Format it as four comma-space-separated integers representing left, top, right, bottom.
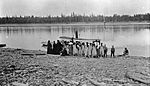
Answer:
0, 0, 150, 85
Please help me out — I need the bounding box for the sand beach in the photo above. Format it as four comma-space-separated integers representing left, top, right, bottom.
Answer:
0, 48, 149, 86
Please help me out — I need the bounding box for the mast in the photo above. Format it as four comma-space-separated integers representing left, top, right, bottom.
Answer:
103, 16, 106, 41
103, 16, 106, 29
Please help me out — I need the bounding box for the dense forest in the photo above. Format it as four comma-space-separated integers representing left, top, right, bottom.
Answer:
0, 13, 150, 24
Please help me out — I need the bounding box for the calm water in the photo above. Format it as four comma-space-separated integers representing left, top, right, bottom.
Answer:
0, 23, 150, 57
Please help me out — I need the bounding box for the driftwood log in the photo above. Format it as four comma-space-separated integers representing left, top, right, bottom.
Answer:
11, 82, 29, 86
21, 53, 46, 56
126, 70, 150, 85
61, 78, 80, 85
85, 76, 106, 86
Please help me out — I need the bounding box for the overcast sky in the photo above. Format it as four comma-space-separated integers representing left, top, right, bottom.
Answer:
0, 0, 150, 17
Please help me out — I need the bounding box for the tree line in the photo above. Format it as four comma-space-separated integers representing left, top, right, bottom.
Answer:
0, 13, 149, 24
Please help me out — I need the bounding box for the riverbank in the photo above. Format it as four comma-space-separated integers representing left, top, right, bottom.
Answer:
0, 48, 150, 86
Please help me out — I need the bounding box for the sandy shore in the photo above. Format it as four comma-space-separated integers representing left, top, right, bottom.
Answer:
0, 48, 149, 86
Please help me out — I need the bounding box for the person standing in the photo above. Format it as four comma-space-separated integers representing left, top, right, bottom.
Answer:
56, 40, 63, 54
52, 41, 57, 54
103, 44, 108, 57
88, 43, 92, 58
99, 43, 104, 57
67, 42, 73, 55
69, 42, 73, 55
78, 44, 82, 56
92, 44, 97, 58
47, 40, 52, 54
85, 42, 89, 57
96, 43, 100, 57
111, 45, 115, 57
81, 43, 85, 56
73, 43, 78, 56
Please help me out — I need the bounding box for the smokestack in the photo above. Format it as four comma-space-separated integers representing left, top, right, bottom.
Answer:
75, 31, 78, 38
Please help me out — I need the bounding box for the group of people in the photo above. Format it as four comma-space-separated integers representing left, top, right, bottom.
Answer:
47, 40, 63, 55
46, 40, 129, 57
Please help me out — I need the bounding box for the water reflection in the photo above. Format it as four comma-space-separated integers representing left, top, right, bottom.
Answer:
0, 24, 149, 57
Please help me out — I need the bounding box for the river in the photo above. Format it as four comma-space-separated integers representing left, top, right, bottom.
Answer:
0, 23, 150, 57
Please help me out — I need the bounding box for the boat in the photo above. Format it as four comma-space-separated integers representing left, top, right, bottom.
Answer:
0, 44, 6, 47
42, 31, 100, 47
59, 31, 100, 41
59, 36, 100, 41
42, 22, 107, 46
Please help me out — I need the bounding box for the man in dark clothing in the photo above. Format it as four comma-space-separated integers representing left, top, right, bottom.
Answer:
56, 40, 63, 54
103, 44, 108, 57
123, 48, 129, 56
60, 48, 68, 56
111, 45, 115, 57
47, 40, 52, 54
52, 41, 57, 54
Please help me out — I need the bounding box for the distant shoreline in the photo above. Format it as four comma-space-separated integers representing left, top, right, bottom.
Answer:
0, 22, 150, 27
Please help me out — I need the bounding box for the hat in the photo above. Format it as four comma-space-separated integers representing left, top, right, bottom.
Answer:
68, 42, 73, 45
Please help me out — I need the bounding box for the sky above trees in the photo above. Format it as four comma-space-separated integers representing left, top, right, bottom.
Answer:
0, 0, 150, 17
